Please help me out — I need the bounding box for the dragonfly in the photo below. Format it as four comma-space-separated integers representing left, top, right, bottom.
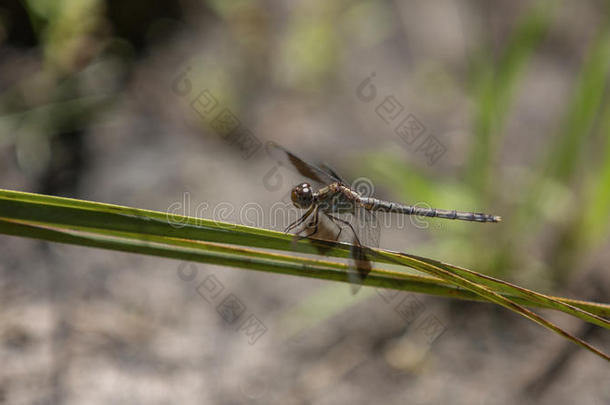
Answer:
266, 141, 502, 293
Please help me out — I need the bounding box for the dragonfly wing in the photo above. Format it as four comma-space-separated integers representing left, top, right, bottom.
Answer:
266, 141, 338, 185
348, 244, 371, 294
347, 206, 380, 293
291, 209, 342, 258
289, 205, 379, 294
267, 141, 378, 293
320, 205, 379, 294
357, 206, 380, 249
319, 163, 346, 184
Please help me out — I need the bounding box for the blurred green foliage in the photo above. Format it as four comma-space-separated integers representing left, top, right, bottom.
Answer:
361, 1, 610, 292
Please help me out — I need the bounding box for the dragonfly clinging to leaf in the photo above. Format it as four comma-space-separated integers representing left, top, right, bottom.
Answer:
266, 141, 501, 293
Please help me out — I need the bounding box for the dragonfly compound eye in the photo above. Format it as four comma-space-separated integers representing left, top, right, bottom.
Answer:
291, 183, 313, 209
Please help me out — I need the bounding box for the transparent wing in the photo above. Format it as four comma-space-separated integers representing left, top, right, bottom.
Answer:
266, 141, 341, 186
355, 206, 380, 250
346, 206, 380, 293
319, 163, 346, 184
290, 204, 380, 295
267, 141, 378, 294
289, 208, 342, 258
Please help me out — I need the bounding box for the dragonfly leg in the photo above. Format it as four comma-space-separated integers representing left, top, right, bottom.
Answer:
326, 213, 372, 293
285, 206, 314, 233
296, 206, 321, 240
326, 213, 363, 246
322, 212, 344, 240
335, 224, 343, 241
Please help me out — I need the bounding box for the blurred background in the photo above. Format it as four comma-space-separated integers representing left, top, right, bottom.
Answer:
1, 0, 609, 403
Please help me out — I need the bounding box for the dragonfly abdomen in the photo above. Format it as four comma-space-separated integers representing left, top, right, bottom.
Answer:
361, 198, 502, 223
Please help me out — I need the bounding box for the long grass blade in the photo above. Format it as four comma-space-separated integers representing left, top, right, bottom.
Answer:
370, 249, 610, 361
1, 189, 609, 360
2, 189, 609, 317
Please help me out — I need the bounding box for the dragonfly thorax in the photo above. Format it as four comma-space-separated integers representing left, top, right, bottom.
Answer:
291, 183, 315, 209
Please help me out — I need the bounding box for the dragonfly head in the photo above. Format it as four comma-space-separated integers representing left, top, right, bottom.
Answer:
291, 183, 314, 209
